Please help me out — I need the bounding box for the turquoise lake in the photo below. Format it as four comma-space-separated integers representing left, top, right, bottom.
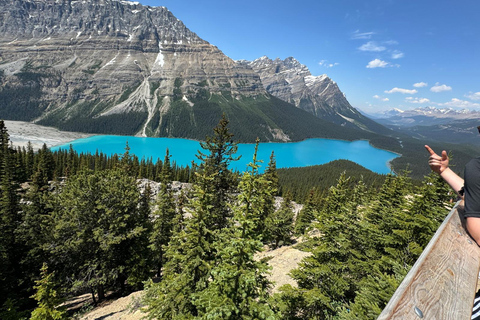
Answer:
51, 136, 399, 174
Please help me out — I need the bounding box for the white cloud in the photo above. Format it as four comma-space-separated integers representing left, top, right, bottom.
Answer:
359, 41, 386, 52
391, 51, 404, 59
430, 83, 452, 92
319, 60, 340, 68
385, 87, 418, 94
366, 59, 389, 68
351, 30, 375, 40
466, 92, 480, 100
384, 40, 399, 45
406, 97, 430, 104
439, 98, 480, 109
373, 95, 389, 101
413, 82, 428, 88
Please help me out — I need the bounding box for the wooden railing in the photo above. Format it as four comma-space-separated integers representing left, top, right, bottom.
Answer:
378, 201, 480, 319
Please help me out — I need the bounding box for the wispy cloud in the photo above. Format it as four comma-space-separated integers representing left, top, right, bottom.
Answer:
430, 83, 452, 92
439, 98, 480, 109
319, 60, 340, 68
406, 97, 430, 104
391, 50, 404, 59
413, 82, 428, 88
359, 41, 386, 52
366, 59, 389, 68
351, 30, 375, 40
385, 87, 418, 94
466, 92, 480, 101
384, 40, 399, 45
373, 95, 389, 101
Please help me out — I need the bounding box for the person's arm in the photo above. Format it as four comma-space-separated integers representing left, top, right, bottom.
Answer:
425, 145, 480, 245
425, 145, 464, 198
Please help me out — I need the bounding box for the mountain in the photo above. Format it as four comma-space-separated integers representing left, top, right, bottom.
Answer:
366, 107, 480, 147
0, 0, 388, 143
239, 56, 390, 134
372, 107, 480, 127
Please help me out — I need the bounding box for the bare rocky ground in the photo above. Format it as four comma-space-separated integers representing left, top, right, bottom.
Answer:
72, 243, 311, 320
4, 120, 91, 150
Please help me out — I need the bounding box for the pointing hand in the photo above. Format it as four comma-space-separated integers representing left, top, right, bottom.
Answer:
425, 145, 449, 174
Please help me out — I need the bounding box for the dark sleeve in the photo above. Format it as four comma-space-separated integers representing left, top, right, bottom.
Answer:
464, 158, 480, 218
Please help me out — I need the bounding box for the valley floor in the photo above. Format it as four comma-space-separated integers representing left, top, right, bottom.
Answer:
4, 120, 91, 150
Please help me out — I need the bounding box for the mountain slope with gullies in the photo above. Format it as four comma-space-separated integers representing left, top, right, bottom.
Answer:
240, 56, 391, 135
0, 0, 386, 142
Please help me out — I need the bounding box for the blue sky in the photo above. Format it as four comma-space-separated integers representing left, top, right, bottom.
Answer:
136, 0, 479, 114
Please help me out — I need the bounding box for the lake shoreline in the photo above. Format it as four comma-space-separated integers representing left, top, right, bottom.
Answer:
4, 121, 400, 174
4, 120, 92, 150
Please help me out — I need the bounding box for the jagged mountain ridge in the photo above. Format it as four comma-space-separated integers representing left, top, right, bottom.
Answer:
239, 56, 390, 134
0, 0, 387, 142
372, 106, 480, 127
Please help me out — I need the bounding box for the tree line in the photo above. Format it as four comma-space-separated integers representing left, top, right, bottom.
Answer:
0, 116, 453, 319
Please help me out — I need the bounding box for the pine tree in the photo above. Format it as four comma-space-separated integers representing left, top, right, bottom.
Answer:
17, 151, 56, 299
266, 192, 295, 248
143, 169, 218, 319
294, 188, 319, 236
50, 169, 151, 303
193, 142, 275, 319
195, 113, 239, 229
30, 263, 66, 320
25, 142, 35, 179
258, 151, 278, 239
0, 120, 23, 308
150, 149, 177, 277
278, 173, 366, 319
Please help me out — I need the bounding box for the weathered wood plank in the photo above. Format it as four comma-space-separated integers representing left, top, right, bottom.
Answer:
378, 201, 480, 320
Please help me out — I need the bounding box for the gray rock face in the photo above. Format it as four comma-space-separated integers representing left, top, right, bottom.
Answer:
241, 56, 388, 133
0, 0, 264, 135
0, 0, 386, 140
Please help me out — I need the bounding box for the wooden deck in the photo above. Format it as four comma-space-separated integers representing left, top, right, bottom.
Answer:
378, 201, 480, 319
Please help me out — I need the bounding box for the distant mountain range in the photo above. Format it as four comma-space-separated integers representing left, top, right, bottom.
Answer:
368, 107, 480, 146
0, 0, 389, 142
369, 106, 480, 126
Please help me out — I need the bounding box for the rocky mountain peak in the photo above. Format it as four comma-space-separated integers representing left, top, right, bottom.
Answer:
240, 56, 387, 133
0, 0, 389, 140
0, 0, 205, 46
0, 0, 269, 138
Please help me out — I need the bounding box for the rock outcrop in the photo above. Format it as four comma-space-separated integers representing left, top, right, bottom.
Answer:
241, 56, 390, 134
0, 0, 385, 141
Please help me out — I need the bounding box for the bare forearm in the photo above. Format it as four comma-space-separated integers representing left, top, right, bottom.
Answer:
439, 168, 464, 198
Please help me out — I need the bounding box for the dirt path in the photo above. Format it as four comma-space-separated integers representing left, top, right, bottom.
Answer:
78, 244, 310, 319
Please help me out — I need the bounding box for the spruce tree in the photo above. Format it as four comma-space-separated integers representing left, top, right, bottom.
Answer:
50, 169, 151, 303
258, 151, 278, 239
195, 113, 239, 229
294, 188, 319, 236
266, 192, 295, 248
278, 173, 366, 319
30, 263, 66, 320
0, 120, 23, 308
193, 142, 275, 319
25, 142, 34, 179
150, 149, 177, 277
143, 119, 240, 319
143, 169, 218, 319
17, 152, 56, 299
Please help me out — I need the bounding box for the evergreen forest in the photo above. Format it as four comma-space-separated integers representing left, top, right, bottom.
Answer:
0, 117, 455, 319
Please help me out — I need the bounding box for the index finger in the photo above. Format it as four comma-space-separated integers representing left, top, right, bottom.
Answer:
424, 145, 436, 156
